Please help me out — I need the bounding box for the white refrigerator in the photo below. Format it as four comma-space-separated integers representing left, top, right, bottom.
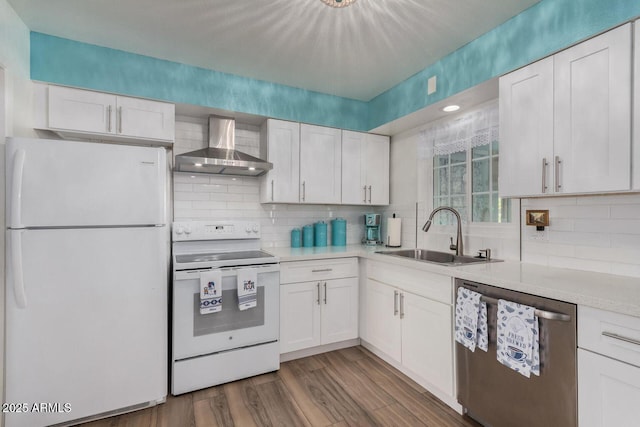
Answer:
5, 137, 169, 427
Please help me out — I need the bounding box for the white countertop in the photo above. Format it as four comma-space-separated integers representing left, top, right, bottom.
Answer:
265, 245, 640, 318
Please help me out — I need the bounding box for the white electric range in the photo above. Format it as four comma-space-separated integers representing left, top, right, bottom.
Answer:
171, 220, 280, 395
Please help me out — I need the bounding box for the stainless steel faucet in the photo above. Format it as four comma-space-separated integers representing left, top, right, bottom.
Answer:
422, 206, 464, 256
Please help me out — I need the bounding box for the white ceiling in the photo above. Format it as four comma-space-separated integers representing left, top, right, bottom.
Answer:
9, 0, 538, 102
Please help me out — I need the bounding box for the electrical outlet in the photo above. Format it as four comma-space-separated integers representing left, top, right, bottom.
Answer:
527, 228, 549, 241
427, 76, 437, 95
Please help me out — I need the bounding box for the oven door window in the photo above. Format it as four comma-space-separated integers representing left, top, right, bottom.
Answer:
193, 287, 265, 336
172, 267, 279, 360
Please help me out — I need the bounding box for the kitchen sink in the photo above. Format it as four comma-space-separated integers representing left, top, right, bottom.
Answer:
375, 249, 502, 266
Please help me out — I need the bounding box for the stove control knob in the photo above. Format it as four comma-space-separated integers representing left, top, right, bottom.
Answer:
184, 226, 192, 235
252, 224, 259, 233
175, 226, 184, 235
245, 225, 252, 234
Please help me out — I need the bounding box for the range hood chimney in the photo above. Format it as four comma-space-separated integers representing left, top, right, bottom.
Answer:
174, 115, 273, 176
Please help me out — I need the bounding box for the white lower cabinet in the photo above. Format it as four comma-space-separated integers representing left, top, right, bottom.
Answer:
280, 258, 358, 354
578, 349, 640, 427
578, 306, 640, 427
363, 261, 454, 400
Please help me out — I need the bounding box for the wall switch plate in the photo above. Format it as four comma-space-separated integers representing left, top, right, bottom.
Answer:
427, 76, 437, 95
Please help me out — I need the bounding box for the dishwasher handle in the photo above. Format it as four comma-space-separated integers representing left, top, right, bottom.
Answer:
474, 292, 571, 322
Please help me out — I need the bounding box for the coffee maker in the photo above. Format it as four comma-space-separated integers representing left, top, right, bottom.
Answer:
363, 213, 381, 245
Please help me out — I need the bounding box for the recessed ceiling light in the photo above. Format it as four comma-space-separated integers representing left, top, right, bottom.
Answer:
194, 163, 202, 167
443, 105, 460, 112
248, 167, 256, 171
320, 0, 357, 8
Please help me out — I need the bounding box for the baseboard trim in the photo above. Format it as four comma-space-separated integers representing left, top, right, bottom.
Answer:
280, 338, 361, 362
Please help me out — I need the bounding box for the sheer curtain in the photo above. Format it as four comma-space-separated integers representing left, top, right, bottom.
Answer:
421, 101, 498, 155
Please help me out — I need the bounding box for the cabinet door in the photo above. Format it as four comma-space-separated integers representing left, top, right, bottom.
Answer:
365, 134, 390, 205
498, 57, 554, 197
365, 278, 402, 362
300, 124, 342, 204
321, 278, 358, 345
261, 120, 300, 203
578, 349, 640, 427
341, 130, 366, 205
48, 86, 116, 135
401, 292, 453, 396
117, 96, 175, 142
554, 23, 631, 194
280, 282, 321, 353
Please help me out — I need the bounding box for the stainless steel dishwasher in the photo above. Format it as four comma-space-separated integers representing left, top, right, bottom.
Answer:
455, 279, 577, 427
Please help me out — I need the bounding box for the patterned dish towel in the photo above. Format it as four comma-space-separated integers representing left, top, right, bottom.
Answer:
200, 270, 222, 315
455, 287, 488, 352
496, 299, 540, 378
237, 268, 258, 311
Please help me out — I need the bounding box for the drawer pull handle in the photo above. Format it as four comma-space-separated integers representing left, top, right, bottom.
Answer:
311, 268, 333, 273
316, 283, 320, 305
602, 331, 640, 347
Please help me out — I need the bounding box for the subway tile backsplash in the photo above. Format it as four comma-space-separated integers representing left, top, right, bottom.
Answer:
172, 117, 380, 247
521, 194, 640, 277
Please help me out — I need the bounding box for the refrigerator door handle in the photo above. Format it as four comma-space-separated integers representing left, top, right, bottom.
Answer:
11, 148, 26, 228
10, 230, 27, 308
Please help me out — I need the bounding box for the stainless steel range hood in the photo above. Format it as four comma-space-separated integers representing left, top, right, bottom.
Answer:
174, 115, 273, 176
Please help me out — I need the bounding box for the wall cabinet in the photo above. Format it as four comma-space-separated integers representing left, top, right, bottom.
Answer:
279, 258, 358, 354
260, 119, 300, 203
363, 260, 454, 398
341, 130, 390, 205
577, 306, 640, 427
260, 119, 389, 206
499, 23, 632, 197
38, 84, 175, 145
299, 124, 342, 204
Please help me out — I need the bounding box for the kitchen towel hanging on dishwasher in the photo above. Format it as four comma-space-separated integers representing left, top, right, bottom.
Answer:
496, 299, 540, 378
455, 287, 488, 352
200, 270, 222, 314
237, 268, 258, 311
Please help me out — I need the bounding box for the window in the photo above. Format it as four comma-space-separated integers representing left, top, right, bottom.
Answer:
427, 102, 510, 225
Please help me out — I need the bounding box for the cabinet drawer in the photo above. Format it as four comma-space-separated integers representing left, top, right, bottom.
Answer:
578, 306, 640, 367
280, 257, 358, 284
367, 260, 452, 305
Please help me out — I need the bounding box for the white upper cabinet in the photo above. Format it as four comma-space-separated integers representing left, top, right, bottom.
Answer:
260, 119, 300, 203
43, 85, 175, 144
341, 130, 390, 205
299, 124, 342, 204
554, 24, 631, 194
499, 57, 554, 197
499, 23, 632, 197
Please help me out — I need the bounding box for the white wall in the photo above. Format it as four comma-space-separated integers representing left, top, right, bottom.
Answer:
521, 194, 640, 277
172, 116, 380, 247
1, 0, 31, 419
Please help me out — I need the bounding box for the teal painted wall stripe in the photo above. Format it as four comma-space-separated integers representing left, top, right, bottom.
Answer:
30, 0, 640, 132
368, 0, 640, 129
30, 32, 369, 131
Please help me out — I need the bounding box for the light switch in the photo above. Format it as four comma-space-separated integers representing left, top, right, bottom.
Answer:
427, 76, 437, 95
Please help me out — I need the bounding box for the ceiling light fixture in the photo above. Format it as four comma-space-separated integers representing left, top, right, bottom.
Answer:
320, 0, 357, 8
443, 105, 460, 112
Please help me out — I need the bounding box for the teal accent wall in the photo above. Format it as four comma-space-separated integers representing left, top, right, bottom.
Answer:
30, 33, 369, 131
368, 0, 640, 129
29, 0, 640, 132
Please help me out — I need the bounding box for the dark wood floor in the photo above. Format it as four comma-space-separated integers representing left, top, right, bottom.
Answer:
81, 346, 480, 427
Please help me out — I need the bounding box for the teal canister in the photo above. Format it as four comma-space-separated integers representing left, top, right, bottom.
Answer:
314, 221, 327, 247
331, 218, 347, 246
291, 228, 301, 248
302, 225, 314, 247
